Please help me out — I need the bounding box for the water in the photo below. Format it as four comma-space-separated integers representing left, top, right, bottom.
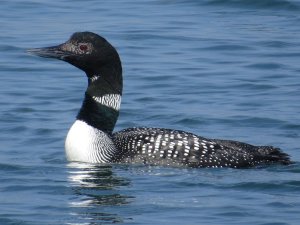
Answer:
1, 0, 300, 224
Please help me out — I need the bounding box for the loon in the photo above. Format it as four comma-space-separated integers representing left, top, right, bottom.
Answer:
28, 32, 291, 168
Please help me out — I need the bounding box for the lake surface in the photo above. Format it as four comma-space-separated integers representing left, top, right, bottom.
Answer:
1, 0, 300, 224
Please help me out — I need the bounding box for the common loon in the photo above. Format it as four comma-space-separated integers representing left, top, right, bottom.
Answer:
28, 32, 291, 168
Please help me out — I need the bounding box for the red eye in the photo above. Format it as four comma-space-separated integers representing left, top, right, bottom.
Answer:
79, 44, 88, 51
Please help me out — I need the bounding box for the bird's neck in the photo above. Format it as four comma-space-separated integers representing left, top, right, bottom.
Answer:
76, 67, 123, 134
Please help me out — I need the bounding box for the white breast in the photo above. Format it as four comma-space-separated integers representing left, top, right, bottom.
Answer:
65, 120, 117, 163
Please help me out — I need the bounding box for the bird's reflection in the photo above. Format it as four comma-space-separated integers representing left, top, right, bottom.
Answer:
67, 162, 133, 224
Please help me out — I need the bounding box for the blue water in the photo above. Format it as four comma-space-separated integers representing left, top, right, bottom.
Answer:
1, 0, 300, 224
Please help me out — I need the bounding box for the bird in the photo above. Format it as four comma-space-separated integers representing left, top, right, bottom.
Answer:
28, 31, 291, 168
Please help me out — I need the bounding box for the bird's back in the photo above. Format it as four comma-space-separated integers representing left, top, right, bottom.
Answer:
112, 127, 290, 168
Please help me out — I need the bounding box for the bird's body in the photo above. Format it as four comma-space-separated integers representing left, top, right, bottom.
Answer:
112, 127, 289, 168
28, 32, 291, 168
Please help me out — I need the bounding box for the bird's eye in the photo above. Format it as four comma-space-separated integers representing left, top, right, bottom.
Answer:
79, 44, 88, 51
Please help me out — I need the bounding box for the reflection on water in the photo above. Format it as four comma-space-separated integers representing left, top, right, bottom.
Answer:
67, 162, 133, 224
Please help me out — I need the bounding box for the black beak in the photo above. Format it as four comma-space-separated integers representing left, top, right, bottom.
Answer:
27, 44, 71, 60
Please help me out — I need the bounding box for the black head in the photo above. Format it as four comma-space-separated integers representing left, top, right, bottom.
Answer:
28, 32, 122, 80
29, 32, 123, 133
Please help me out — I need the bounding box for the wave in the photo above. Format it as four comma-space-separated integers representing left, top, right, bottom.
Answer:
173, 0, 300, 11
206, 0, 300, 10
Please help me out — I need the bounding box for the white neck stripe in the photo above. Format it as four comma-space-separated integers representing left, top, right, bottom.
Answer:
90, 75, 100, 82
92, 94, 121, 111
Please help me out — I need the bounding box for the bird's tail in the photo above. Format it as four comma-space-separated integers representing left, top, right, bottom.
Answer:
256, 146, 291, 165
